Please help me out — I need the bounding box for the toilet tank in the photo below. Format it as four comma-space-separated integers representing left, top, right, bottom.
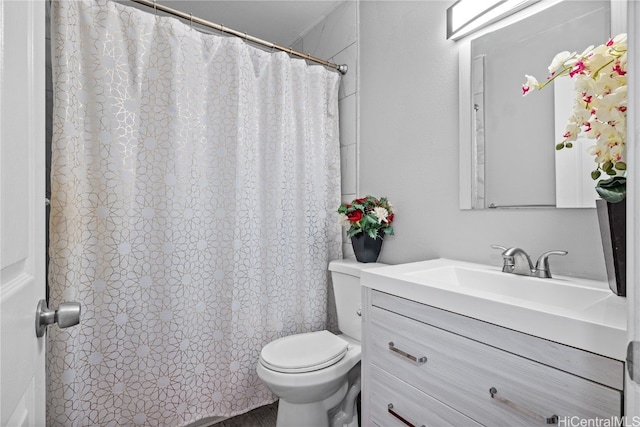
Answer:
329, 259, 387, 341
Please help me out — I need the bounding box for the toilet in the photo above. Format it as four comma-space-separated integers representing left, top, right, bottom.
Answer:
256, 259, 386, 427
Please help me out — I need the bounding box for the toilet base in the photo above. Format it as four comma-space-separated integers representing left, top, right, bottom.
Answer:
275, 386, 359, 427
275, 365, 360, 427
276, 400, 335, 427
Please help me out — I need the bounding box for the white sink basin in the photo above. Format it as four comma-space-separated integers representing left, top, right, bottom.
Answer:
360, 258, 627, 360
405, 265, 611, 310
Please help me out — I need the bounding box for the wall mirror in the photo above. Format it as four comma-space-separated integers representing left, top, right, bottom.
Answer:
458, 0, 625, 209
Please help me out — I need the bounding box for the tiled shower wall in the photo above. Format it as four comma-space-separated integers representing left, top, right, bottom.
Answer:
292, 0, 359, 259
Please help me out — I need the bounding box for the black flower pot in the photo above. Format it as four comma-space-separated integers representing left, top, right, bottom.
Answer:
351, 232, 384, 263
596, 199, 626, 296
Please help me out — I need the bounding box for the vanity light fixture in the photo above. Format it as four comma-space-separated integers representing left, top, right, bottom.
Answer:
446, 0, 539, 40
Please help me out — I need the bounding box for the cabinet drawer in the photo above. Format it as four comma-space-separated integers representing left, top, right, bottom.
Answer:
371, 290, 624, 390
370, 365, 481, 427
370, 306, 622, 426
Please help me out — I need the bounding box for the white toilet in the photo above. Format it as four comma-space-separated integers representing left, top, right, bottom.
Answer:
256, 259, 385, 427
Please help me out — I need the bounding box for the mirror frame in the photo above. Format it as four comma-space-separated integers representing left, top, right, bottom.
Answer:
458, 0, 627, 210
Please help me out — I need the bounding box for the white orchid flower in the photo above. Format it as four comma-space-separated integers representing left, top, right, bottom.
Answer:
574, 76, 596, 99
524, 33, 627, 187
610, 144, 624, 163
608, 34, 627, 50
548, 51, 575, 74
521, 75, 540, 95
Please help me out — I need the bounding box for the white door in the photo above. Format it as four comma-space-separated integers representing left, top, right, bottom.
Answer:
628, 0, 640, 417
0, 0, 46, 425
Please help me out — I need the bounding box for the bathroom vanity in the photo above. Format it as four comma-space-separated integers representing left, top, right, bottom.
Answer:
360, 259, 627, 426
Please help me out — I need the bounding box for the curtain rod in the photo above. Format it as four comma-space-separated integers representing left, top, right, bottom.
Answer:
128, 0, 348, 75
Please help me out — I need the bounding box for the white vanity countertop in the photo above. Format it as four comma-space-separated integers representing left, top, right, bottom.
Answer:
361, 258, 627, 361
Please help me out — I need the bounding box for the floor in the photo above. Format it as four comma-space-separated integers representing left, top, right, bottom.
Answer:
193, 395, 359, 427
207, 401, 279, 427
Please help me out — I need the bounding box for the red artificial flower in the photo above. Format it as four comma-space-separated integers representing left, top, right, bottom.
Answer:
347, 210, 363, 222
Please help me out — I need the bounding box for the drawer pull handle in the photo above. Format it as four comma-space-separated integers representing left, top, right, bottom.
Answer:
387, 403, 425, 427
489, 387, 558, 425
388, 342, 427, 365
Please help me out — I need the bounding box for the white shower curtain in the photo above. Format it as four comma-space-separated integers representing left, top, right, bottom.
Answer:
47, 1, 342, 425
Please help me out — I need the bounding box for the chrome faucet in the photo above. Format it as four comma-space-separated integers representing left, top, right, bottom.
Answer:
533, 250, 569, 278
493, 245, 534, 276
491, 245, 567, 278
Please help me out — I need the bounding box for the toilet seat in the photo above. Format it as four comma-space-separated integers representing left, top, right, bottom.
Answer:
260, 330, 349, 373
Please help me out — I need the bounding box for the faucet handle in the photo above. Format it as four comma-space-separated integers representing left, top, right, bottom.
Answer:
491, 245, 513, 273
534, 250, 568, 278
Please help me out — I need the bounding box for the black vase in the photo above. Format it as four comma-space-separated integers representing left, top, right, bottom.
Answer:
596, 199, 626, 296
351, 232, 384, 263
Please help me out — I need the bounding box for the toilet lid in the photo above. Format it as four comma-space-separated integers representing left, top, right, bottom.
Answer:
260, 330, 349, 373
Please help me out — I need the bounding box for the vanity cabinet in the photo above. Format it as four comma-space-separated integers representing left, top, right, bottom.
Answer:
362, 289, 625, 427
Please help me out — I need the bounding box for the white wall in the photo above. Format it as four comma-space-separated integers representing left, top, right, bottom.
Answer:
293, 1, 360, 258
359, 1, 607, 280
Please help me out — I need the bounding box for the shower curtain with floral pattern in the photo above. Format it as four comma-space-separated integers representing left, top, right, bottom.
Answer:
48, 1, 342, 425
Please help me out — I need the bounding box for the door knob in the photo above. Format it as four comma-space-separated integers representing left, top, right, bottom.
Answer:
35, 299, 81, 338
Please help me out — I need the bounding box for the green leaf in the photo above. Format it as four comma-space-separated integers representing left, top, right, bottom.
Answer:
591, 170, 602, 180
597, 176, 626, 189
615, 162, 627, 170
555, 143, 565, 150
596, 176, 626, 203
565, 142, 573, 148
602, 161, 613, 172
596, 186, 626, 203
362, 215, 377, 226
347, 229, 362, 238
